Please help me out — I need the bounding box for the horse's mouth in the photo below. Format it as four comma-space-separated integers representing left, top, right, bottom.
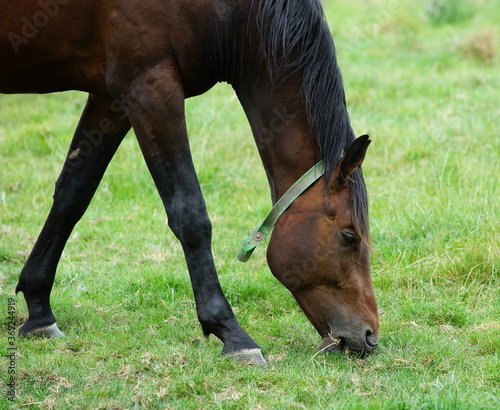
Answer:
318, 335, 374, 358
318, 336, 349, 354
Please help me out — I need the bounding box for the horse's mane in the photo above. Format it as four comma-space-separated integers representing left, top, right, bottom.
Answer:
250, 0, 369, 237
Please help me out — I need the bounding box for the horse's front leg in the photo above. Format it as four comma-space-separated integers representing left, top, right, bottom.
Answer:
16, 94, 131, 337
115, 67, 266, 365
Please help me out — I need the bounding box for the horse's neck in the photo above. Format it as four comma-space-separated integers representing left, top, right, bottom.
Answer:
233, 74, 317, 203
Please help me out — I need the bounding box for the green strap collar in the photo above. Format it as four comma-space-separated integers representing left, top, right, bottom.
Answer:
237, 160, 325, 262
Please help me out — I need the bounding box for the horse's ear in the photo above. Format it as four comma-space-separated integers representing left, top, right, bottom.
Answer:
332, 135, 371, 189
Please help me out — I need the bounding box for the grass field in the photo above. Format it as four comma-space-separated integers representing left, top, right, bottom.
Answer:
1, 0, 499, 408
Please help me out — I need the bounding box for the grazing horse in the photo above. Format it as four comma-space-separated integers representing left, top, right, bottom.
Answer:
1, 0, 379, 364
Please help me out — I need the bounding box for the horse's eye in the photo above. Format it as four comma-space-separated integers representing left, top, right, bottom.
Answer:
340, 232, 360, 247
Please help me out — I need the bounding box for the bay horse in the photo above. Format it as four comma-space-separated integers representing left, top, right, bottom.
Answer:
1, 0, 379, 364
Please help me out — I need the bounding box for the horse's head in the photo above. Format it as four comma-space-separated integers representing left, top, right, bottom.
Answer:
267, 136, 379, 356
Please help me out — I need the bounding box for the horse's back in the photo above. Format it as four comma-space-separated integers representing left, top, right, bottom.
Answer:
0, 0, 244, 96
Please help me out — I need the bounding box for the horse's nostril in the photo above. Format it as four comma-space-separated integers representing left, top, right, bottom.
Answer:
365, 329, 378, 348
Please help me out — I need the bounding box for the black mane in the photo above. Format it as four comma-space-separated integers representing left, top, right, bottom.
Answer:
251, 0, 369, 237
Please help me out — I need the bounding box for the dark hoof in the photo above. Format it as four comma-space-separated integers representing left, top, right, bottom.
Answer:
226, 348, 268, 366
19, 322, 65, 338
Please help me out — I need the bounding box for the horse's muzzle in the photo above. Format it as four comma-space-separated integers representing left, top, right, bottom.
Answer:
318, 329, 378, 357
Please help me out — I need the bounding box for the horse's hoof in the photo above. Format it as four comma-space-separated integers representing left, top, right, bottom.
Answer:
20, 322, 65, 338
226, 348, 268, 366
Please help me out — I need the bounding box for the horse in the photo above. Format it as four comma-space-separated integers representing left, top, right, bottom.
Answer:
1, 0, 379, 364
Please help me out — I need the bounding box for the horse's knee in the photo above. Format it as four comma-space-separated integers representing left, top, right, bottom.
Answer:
168, 205, 212, 249
50, 176, 88, 226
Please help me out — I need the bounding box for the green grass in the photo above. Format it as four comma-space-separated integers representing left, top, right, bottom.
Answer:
1, 0, 499, 408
